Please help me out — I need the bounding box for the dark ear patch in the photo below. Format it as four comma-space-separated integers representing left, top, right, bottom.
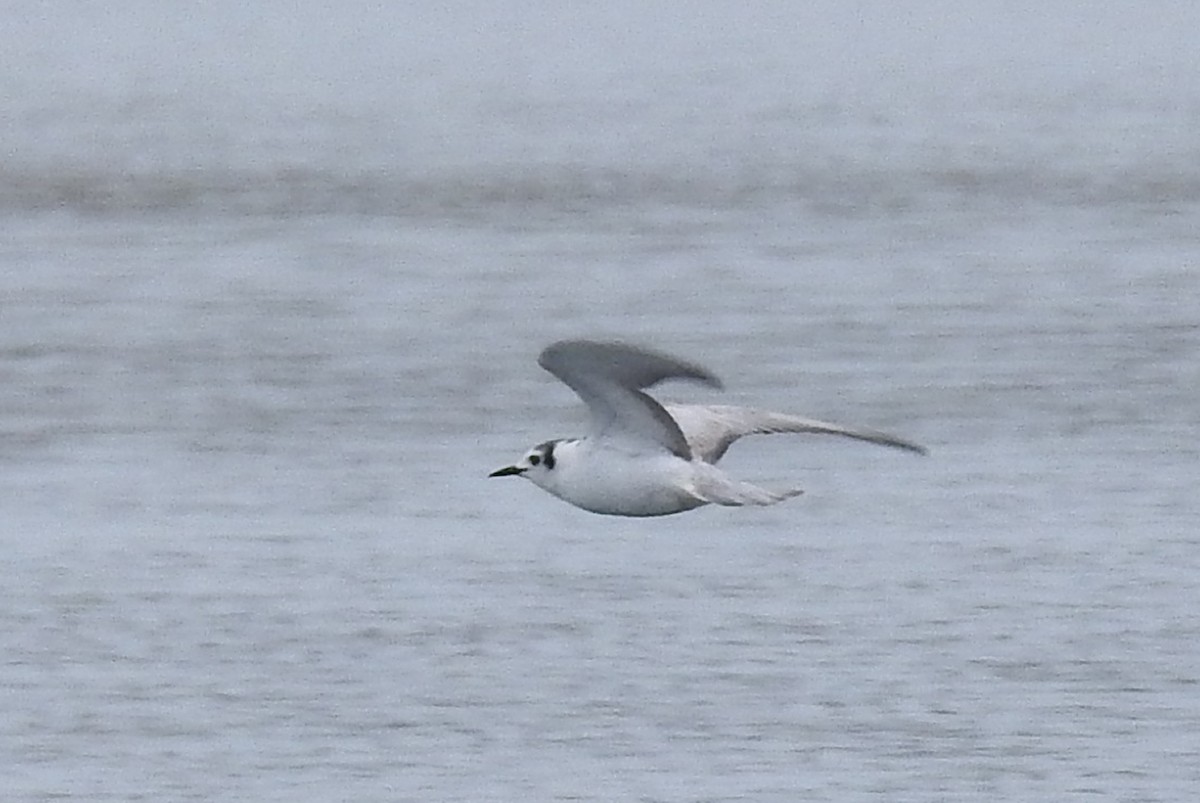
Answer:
535, 439, 557, 470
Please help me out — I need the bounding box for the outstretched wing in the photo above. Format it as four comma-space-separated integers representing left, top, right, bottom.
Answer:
664, 403, 927, 464
538, 340, 723, 459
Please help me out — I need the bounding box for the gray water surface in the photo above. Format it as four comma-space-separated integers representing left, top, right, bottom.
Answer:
3, 3, 1199, 801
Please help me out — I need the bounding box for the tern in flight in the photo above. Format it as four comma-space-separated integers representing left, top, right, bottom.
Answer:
489, 339, 926, 517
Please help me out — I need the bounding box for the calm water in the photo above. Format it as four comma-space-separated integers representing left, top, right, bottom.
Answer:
3, 3, 1199, 801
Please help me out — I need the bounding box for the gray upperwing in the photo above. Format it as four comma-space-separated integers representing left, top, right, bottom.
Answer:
538, 340, 723, 459
665, 404, 928, 463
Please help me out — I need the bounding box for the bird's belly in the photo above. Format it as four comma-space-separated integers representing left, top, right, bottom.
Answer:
552, 453, 704, 517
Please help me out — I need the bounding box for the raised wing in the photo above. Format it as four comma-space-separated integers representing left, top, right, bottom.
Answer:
664, 403, 927, 464
539, 340, 723, 459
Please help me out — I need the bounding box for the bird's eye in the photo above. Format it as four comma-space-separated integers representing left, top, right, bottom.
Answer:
529, 454, 541, 466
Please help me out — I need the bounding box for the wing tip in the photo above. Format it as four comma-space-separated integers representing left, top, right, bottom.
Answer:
539, 339, 723, 389
892, 438, 929, 456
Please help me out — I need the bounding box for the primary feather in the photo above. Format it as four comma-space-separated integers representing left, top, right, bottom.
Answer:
665, 403, 928, 464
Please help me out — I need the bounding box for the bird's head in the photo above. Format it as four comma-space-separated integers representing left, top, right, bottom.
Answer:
488, 439, 561, 488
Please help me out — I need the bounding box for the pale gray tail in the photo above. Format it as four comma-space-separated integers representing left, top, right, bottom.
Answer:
689, 464, 804, 508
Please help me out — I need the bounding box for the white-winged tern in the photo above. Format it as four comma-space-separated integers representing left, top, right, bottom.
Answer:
489, 339, 926, 517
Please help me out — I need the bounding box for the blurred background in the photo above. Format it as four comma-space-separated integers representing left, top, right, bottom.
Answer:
2, 2, 1198, 800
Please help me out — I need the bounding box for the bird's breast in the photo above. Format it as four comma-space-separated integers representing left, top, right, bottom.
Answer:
542, 447, 704, 517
